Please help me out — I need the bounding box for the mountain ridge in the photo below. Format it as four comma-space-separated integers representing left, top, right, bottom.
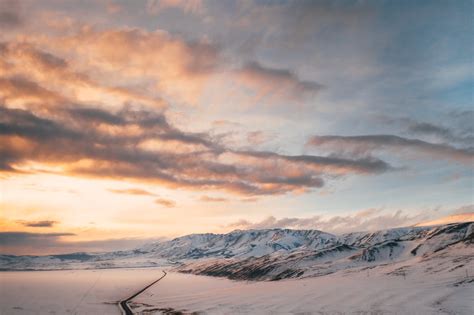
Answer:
1, 221, 472, 281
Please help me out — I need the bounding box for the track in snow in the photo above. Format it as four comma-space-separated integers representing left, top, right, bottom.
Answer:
118, 270, 167, 315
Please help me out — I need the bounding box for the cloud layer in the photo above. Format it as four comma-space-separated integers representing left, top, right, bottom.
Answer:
308, 134, 473, 165
1, 104, 392, 195
0, 232, 164, 255
227, 208, 436, 235
17, 220, 57, 228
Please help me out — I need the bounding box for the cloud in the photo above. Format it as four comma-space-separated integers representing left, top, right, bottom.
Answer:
108, 188, 156, 196
308, 134, 473, 165
406, 121, 474, 146
235, 150, 391, 174
381, 116, 474, 146
0, 105, 393, 196
155, 198, 176, 207
147, 0, 204, 15
0, 41, 167, 109
199, 195, 228, 202
246, 131, 270, 145
0, 76, 65, 107
408, 122, 453, 138
0, 232, 74, 255
234, 61, 324, 103
450, 204, 474, 215
0, 0, 22, 29
226, 208, 433, 235
4, 25, 325, 108
30, 28, 220, 106
17, 220, 57, 228
0, 232, 165, 255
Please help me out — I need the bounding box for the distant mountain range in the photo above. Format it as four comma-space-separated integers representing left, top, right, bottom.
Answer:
1, 221, 473, 281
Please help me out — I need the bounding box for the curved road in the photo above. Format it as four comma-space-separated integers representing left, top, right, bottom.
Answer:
118, 270, 167, 315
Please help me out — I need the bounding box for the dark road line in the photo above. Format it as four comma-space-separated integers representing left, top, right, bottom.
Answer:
118, 270, 167, 315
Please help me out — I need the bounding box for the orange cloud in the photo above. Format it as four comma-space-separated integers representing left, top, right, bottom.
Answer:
25, 28, 220, 106
0, 105, 391, 196
5, 23, 325, 109
108, 188, 156, 196
155, 198, 176, 208
199, 195, 228, 202
0, 41, 166, 109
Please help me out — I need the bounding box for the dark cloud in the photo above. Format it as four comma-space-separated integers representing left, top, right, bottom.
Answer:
236, 150, 392, 174
406, 121, 474, 146
308, 134, 473, 165
0, 0, 22, 29
0, 106, 82, 141
408, 122, 452, 138
0, 76, 65, 105
24, 46, 68, 69
378, 115, 474, 147
68, 107, 126, 125
0, 232, 74, 254
18, 220, 57, 228
0, 232, 165, 255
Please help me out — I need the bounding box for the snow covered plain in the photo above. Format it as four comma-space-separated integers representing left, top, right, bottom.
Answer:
132, 268, 473, 315
0, 268, 164, 314
2, 265, 472, 315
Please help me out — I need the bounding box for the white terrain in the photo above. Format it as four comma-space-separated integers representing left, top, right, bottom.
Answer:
0, 220, 473, 314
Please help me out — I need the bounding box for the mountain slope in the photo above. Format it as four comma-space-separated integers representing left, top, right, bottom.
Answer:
178, 222, 474, 280
142, 228, 336, 259
1, 222, 473, 282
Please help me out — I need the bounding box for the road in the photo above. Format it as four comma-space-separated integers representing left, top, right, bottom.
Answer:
118, 270, 167, 315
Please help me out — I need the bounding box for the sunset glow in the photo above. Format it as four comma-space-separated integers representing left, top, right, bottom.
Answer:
0, 0, 472, 255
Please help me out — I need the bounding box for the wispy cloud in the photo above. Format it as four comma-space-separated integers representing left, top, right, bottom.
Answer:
0, 0, 22, 29
0, 232, 165, 255
147, 0, 204, 15
0, 232, 74, 255
226, 208, 436, 235
380, 116, 474, 146
308, 134, 473, 165
233, 61, 324, 102
199, 195, 228, 202
17, 220, 57, 228
155, 198, 176, 208
108, 188, 156, 196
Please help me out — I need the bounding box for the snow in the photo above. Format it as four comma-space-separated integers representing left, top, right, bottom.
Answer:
0, 268, 164, 315
0, 222, 472, 314
1, 242, 473, 314
176, 222, 474, 281
132, 266, 474, 315
3, 266, 471, 315
3, 223, 471, 273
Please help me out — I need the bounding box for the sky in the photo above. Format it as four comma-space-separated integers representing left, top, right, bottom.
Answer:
0, 0, 473, 255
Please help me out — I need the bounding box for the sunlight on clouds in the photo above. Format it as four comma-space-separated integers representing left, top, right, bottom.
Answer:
0, 0, 472, 254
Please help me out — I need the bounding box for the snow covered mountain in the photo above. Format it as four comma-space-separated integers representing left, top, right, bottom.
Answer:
177, 222, 473, 280
1, 222, 473, 281
141, 228, 336, 259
